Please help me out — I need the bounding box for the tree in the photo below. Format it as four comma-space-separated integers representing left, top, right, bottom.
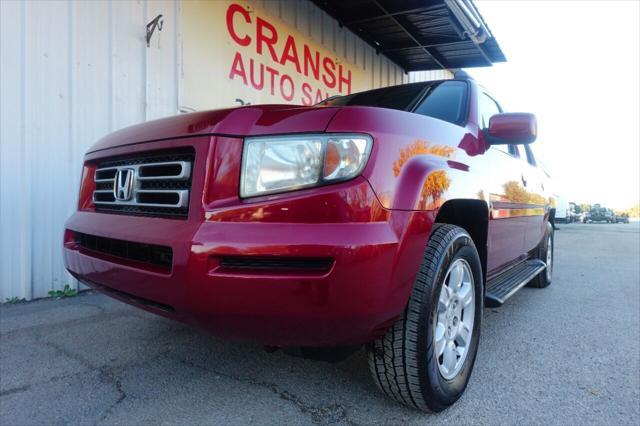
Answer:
503, 181, 530, 203
393, 140, 455, 177
580, 203, 592, 214
420, 170, 451, 209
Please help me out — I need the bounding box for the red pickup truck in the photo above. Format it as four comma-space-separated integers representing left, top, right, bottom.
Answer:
64, 74, 553, 412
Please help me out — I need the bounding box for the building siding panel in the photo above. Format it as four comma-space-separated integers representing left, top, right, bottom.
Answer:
112, 0, 146, 129
1, 0, 32, 300
146, 0, 180, 120
26, 1, 71, 298
0, 0, 180, 300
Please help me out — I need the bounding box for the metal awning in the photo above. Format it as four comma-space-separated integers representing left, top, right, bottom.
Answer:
310, 0, 506, 71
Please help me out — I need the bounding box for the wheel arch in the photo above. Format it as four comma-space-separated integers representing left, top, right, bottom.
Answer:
433, 199, 489, 279
547, 207, 556, 228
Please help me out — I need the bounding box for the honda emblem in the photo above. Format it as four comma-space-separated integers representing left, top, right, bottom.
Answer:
114, 168, 135, 201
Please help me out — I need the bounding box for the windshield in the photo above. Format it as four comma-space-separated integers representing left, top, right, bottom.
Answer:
319, 82, 429, 111
318, 80, 468, 125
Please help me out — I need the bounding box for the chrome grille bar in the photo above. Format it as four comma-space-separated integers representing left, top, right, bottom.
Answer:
92, 159, 192, 214
137, 161, 192, 181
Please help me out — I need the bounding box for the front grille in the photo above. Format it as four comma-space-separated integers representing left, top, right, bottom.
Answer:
92, 149, 194, 219
74, 232, 173, 271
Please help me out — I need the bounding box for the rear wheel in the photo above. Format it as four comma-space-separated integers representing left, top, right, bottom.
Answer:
367, 224, 483, 412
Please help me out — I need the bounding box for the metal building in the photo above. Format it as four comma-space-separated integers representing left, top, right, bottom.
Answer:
0, 0, 504, 300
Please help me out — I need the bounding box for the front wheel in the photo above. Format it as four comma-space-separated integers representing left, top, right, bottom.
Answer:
528, 223, 553, 288
367, 224, 483, 412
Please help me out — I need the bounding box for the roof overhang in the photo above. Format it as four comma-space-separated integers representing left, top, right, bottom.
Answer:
310, 0, 506, 72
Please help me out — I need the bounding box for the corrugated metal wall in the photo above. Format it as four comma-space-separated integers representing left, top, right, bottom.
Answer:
0, 0, 181, 300
408, 70, 453, 83
0, 0, 451, 301
253, 0, 411, 89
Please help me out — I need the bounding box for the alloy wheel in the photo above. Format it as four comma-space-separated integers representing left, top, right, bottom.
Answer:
434, 259, 475, 380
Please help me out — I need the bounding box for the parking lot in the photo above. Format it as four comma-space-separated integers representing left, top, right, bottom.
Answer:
1, 222, 639, 425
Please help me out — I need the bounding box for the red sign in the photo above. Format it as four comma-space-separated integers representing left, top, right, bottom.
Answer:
225, 3, 354, 105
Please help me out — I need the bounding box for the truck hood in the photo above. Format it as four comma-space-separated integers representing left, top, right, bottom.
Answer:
88, 104, 340, 153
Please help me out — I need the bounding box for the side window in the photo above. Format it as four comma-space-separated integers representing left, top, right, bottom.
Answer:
523, 144, 537, 166
493, 144, 510, 155
480, 93, 519, 157
480, 93, 508, 155
512, 145, 522, 159
479, 93, 501, 129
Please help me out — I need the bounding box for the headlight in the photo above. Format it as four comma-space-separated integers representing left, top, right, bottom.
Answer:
240, 134, 372, 198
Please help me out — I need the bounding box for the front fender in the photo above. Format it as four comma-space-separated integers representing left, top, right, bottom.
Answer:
385, 155, 486, 212
391, 155, 449, 210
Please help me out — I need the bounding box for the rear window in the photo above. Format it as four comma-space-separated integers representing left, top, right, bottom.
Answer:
318, 80, 468, 125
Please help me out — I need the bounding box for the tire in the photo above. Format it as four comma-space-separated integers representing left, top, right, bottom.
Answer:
367, 224, 483, 412
528, 222, 553, 288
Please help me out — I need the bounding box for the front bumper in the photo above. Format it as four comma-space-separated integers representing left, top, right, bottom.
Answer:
64, 209, 434, 346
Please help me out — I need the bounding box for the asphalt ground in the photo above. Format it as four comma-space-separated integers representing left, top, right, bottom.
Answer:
1, 222, 639, 425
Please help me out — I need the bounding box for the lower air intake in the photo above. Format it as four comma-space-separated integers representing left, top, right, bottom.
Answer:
218, 256, 333, 272
74, 232, 172, 271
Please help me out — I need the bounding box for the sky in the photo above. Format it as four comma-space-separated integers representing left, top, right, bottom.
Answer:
467, 0, 639, 209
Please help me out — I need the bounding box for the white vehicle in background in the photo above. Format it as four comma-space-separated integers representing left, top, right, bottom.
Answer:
555, 196, 570, 223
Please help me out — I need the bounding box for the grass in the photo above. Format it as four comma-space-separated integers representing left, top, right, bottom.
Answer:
48, 284, 78, 298
3, 284, 80, 304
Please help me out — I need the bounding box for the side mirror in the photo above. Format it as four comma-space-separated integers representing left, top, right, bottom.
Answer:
486, 113, 537, 145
